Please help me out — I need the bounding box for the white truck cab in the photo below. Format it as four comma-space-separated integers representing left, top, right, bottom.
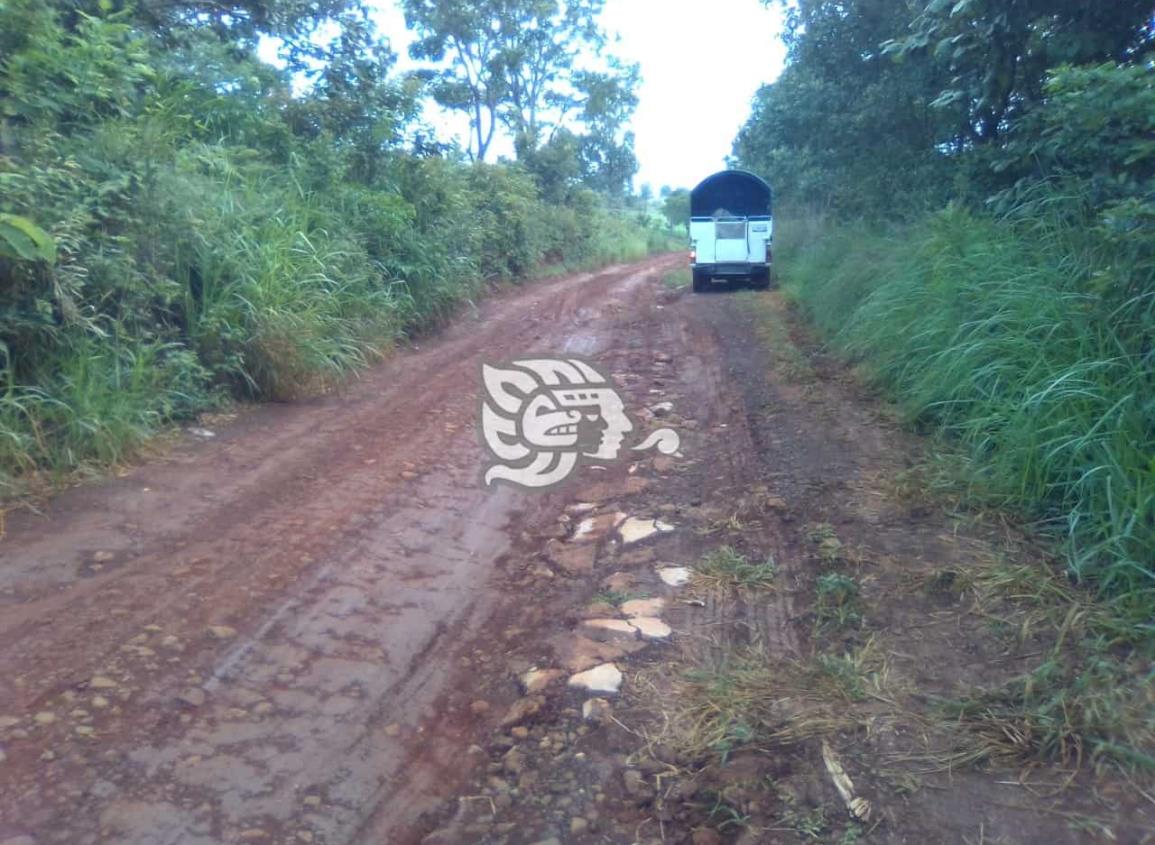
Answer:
688, 170, 774, 292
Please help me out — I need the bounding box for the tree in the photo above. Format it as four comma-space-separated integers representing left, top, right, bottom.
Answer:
661, 188, 690, 233
734, 0, 957, 214
491, 0, 606, 149
402, 0, 617, 162
284, 9, 421, 183
518, 127, 583, 203
885, 0, 1155, 146
73, 0, 364, 48
402, 1, 505, 161
574, 63, 640, 197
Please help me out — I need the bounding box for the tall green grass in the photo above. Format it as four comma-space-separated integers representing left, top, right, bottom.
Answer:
0, 2, 683, 497
778, 204, 1155, 630
0, 145, 670, 495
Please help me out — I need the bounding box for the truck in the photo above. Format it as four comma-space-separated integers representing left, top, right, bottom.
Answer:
688, 169, 773, 293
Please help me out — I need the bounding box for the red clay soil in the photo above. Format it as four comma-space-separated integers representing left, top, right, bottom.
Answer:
0, 256, 1150, 845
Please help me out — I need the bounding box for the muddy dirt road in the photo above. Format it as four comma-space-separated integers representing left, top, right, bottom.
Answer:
1, 255, 1150, 845
0, 255, 680, 843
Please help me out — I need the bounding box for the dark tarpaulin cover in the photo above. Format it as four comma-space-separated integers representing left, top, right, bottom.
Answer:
690, 170, 772, 218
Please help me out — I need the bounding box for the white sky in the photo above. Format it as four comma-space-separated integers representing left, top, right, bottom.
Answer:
280, 1, 788, 192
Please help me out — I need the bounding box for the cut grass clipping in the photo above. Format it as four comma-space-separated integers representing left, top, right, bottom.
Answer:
694, 546, 777, 590
943, 554, 1155, 772
941, 654, 1155, 772
670, 649, 856, 763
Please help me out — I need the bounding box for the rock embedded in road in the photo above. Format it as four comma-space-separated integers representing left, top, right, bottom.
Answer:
555, 634, 645, 673
631, 617, 672, 641
568, 663, 623, 695
500, 695, 545, 727
580, 600, 617, 619
502, 747, 528, 776
571, 512, 626, 543
601, 572, 641, 592
618, 517, 675, 545
656, 566, 692, 586
545, 540, 597, 575
582, 698, 612, 723
620, 598, 666, 618
520, 668, 564, 695
578, 618, 638, 643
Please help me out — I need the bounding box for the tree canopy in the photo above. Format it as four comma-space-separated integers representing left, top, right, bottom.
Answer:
732, 0, 1155, 216
401, 0, 639, 196
0, 0, 664, 488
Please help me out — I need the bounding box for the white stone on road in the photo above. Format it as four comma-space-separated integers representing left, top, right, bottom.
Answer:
631, 617, 672, 641
579, 619, 638, 642
572, 512, 626, 543
618, 517, 675, 544
620, 598, 666, 618
657, 566, 692, 586
568, 663, 623, 695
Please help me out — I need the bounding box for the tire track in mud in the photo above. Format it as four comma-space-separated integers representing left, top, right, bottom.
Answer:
660, 295, 803, 664
401, 281, 813, 845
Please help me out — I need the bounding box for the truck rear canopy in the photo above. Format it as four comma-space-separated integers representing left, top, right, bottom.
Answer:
690, 170, 772, 218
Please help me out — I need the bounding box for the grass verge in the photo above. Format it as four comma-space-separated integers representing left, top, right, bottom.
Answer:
774, 205, 1155, 631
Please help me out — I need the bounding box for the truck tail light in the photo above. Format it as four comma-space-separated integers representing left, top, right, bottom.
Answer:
689, 248, 696, 264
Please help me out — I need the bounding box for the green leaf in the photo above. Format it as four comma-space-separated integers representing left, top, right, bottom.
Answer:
0, 214, 57, 264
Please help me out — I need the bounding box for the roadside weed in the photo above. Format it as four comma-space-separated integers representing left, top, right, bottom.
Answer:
593, 589, 631, 607
815, 573, 862, 631
940, 654, 1155, 771
695, 546, 777, 590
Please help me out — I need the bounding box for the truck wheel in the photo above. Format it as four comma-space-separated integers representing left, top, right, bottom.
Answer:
692, 270, 709, 293
750, 269, 771, 290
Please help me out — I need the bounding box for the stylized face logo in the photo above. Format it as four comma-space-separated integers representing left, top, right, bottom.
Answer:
480, 357, 676, 490
531, 386, 633, 460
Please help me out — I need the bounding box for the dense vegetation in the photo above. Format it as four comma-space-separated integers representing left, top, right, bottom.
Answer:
733, 2, 1154, 626
0, 0, 669, 494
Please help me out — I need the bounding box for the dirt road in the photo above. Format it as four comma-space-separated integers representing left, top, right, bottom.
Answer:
1, 256, 1149, 845
0, 256, 680, 843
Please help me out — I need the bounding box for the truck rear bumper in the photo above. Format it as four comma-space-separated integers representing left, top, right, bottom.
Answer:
692, 263, 770, 277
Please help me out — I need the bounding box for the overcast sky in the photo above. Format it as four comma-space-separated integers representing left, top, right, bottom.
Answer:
352, 1, 788, 192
